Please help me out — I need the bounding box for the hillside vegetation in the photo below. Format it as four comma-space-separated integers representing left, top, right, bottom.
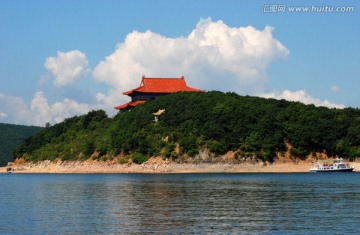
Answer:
14, 91, 360, 163
0, 123, 43, 166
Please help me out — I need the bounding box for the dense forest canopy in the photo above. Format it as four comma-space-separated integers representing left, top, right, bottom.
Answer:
14, 91, 360, 163
0, 123, 43, 166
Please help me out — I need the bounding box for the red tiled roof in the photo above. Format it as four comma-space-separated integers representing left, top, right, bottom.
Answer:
114, 100, 146, 110
123, 76, 204, 95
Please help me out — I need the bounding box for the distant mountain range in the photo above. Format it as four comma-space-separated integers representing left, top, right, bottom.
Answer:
0, 123, 43, 166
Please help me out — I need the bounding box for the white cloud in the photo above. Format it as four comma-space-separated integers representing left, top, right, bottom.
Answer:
45, 50, 89, 87
260, 89, 345, 109
30, 91, 92, 125
0, 92, 30, 124
0, 91, 93, 126
93, 18, 290, 110
331, 85, 339, 93
0, 112, 8, 118
2, 19, 346, 126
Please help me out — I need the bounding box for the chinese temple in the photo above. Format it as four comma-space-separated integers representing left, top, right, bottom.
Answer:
115, 76, 204, 111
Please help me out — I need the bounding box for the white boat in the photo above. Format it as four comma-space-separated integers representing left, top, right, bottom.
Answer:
309, 158, 354, 173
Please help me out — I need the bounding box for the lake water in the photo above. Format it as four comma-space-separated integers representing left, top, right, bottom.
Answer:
1, 173, 359, 234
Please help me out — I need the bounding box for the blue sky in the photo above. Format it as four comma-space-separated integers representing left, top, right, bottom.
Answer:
0, 0, 359, 126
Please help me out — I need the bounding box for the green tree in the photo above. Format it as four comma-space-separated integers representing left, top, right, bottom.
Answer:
132, 152, 148, 164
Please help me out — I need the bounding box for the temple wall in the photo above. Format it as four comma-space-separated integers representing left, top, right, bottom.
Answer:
131, 92, 168, 101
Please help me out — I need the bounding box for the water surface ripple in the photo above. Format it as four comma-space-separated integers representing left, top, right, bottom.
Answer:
1, 173, 359, 234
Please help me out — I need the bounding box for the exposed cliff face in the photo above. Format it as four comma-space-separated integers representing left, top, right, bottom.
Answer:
6, 137, 344, 174
4, 141, 359, 174
275, 142, 329, 164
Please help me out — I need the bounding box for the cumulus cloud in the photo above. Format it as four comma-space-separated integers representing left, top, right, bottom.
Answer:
260, 89, 345, 109
2, 18, 345, 125
45, 50, 89, 87
30, 91, 92, 125
0, 92, 30, 124
93, 18, 290, 110
0, 91, 92, 126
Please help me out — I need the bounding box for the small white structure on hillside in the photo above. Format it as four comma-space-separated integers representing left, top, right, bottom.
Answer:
153, 109, 165, 122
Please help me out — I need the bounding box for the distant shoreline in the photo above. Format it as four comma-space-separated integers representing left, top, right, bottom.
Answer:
1, 159, 359, 174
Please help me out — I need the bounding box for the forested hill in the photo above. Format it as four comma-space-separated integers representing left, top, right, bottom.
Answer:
14, 91, 360, 164
0, 123, 43, 166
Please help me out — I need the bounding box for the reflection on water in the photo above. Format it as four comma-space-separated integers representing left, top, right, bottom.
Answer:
1, 173, 359, 234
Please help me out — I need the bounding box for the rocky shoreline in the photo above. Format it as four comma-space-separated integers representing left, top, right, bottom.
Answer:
2, 156, 359, 174
0, 161, 347, 174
